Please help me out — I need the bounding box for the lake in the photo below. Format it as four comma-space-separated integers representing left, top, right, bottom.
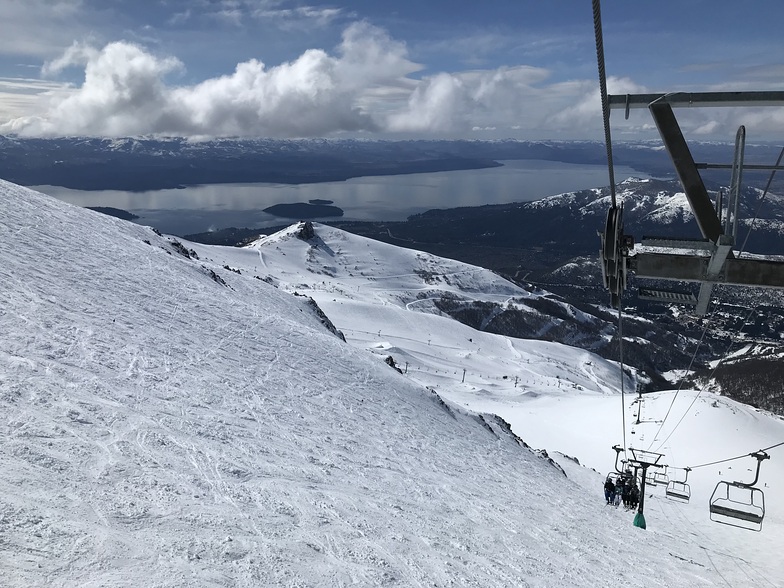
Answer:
34, 160, 647, 236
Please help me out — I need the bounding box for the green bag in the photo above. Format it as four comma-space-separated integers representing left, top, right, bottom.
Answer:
633, 512, 647, 529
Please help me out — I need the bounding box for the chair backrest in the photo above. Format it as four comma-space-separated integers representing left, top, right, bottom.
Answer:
665, 480, 690, 502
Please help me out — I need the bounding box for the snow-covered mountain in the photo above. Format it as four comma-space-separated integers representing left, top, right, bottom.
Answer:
367, 177, 784, 259
302, 176, 784, 411
2, 180, 784, 586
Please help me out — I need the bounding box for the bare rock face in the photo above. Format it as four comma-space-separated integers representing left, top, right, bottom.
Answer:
296, 221, 316, 241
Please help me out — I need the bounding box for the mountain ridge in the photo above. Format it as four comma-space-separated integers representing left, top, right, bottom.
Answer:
186, 179, 784, 412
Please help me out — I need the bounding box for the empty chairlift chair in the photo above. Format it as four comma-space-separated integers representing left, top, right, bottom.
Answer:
666, 467, 691, 503
709, 451, 770, 531
653, 469, 669, 486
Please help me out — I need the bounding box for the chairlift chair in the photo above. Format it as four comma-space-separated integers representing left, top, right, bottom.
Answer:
653, 471, 669, 486
709, 451, 769, 531
709, 483, 765, 531
666, 467, 691, 503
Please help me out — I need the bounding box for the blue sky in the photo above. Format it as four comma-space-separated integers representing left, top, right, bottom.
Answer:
0, 0, 783, 139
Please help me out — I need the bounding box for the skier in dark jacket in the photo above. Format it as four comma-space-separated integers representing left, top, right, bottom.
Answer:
614, 478, 625, 506
629, 484, 640, 510
622, 481, 632, 508
604, 477, 616, 504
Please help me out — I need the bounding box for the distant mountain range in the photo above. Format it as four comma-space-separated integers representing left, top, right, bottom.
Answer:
2, 135, 783, 192
188, 176, 784, 273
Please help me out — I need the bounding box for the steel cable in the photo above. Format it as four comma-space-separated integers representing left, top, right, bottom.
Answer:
738, 146, 784, 257
648, 145, 784, 452
687, 440, 784, 470
592, 0, 617, 208
593, 0, 627, 456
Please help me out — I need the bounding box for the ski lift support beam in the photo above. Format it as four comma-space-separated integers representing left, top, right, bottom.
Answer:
697, 163, 784, 171
734, 451, 770, 488
630, 254, 784, 287
609, 91, 784, 110
603, 91, 784, 314
648, 100, 724, 242
611, 444, 626, 474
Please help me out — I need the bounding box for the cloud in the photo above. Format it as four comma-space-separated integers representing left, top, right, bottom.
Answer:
545, 76, 649, 132
4, 42, 182, 136
0, 0, 88, 58
544, 75, 784, 140
384, 69, 652, 137
203, 0, 346, 30
41, 41, 99, 76
168, 9, 192, 26
386, 65, 578, 134
252, 6, 345, 29
693, 120, 721, 135
729, 108, 784, 138
4, 23, 422, 137
15, 23, 769, 141
0, 77, 72, 120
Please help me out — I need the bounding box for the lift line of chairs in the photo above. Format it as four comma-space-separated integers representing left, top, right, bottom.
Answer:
613, 448, 770, 531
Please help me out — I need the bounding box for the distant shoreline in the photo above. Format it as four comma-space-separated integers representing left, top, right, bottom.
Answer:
6, 136, 778, 195
9, 156, 503, 192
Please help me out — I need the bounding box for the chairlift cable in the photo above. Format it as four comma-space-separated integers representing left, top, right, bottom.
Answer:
650, 303, 758, 453
648, 149, 784, 456
618, 306, 628, 457
737, 145, 784, 257
646, 309, 714, 452
593, 0, 627, 457
687, 441, 783, 470
591, 0, 617, 208
760, 439, 784, 452
648, 149, 783, 450
689, 452, 759, 470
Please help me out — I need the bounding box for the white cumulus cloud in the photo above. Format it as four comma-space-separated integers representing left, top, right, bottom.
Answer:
4, 23, 423, 137
545, 76, 649, 133
1, 23, 666, 139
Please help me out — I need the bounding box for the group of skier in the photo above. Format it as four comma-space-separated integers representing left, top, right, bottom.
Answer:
603, 473, 639, 510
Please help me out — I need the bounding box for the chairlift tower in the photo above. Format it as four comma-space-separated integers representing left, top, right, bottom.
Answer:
600, 92, 784, 314
627, 447, 665, 529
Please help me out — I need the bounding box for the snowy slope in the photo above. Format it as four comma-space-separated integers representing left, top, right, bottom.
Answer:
192, 219, 784, 585
1, 183, 782, 587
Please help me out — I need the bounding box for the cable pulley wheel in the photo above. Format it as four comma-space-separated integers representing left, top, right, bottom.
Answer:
600, 204, 627, 307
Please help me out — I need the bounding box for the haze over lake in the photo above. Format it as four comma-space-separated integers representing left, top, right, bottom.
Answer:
36, 160, 648, 236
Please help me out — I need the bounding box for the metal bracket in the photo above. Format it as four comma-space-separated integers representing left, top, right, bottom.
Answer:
609, 91, 784, 110
599, 89, 784, 314
649, 100, 724, 243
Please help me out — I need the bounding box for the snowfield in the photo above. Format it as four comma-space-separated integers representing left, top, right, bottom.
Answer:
1, 180, 783, 587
